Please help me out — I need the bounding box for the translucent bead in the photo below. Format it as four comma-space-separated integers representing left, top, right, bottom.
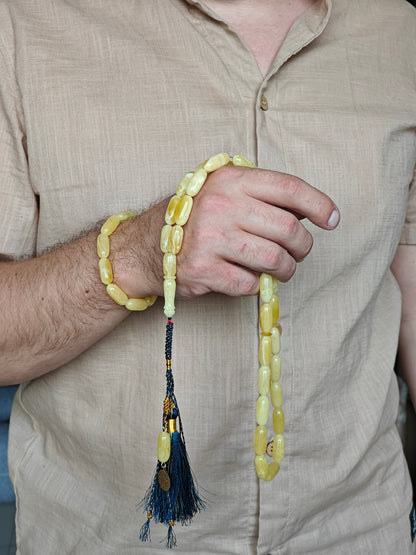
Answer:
271, 382, 283, 408
106, 283, 128, 306
260, 303, 273, 334
259, 335, 272, 366
160, 224, 172, 253
203, 152, 230, 173
176, 173, 193, 198
174, 195, 193, 225
97, 233, 110, 258
165, 195, 181, 225
101, 215, 120, 236
98, 257, 113, 285
255, 455, 268, 480
163, 253, 177, 278
164, 278, 176, 318
271, 326, 281, 355
271, 355, 281, 382
270, 294, 280, 324
186, 168, 207, 197
117, 210, 137, 221
265, 461, 280, 481
258, 365, 271, 395
259, 273, 273, 303
232, 154, 256, 168
125, 298, 148, 311
145, 295, 158, 307
157, 432, 171, 463
254, 425, 268, 455
272, 434, 285, 463
272, 276, 278, 292
273, 407, 285, 434
256, 395, 269, 426
168, 225, 184, 254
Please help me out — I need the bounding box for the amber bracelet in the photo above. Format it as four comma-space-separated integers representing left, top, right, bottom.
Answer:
97, 211, 157, 311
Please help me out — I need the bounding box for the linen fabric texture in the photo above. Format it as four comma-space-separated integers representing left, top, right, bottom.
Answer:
1, 0, 416, 553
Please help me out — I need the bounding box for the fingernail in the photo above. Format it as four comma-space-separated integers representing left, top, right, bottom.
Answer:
327, 209, 340, 228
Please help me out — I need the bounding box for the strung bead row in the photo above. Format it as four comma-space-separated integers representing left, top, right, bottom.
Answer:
254, 273, 285, 481
97, 211, 158, 310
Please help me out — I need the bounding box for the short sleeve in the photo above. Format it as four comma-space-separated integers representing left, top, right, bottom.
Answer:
400, 166, 416, 245
0, 8, 38, 260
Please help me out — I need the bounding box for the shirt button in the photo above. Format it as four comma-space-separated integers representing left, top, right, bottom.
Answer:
260, 95, 269, 111
266, 441, 273, 457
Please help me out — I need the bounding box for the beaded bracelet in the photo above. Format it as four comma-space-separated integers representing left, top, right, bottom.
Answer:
97, 211, 158, 310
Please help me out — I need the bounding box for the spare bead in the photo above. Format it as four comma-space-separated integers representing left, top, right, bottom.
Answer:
232, 154, 256, 168
259, 335, 272, 366
270, 294, 280, 324
254, 425, 268, 456
97, 233, 110, 258
260, 273, 273, 303
258, 365, 271, 396
271, 326, 281, 355
175, 195, 193, 226
163, 253, 177, 278
157, 432, 171, 463
203, 152, 230, 173
271, 381, 283, 408
255, 455, 268, 480
186, 168, 208, 197
106, 283, 128, 306
273, 407, 285, 434
98, 257, 113, 285
271, 355, 281, 382
125, 298, 149, 311
168, 225, 184, 254
260, 303, 273, 334
164, 278, 176, 318
101, 215, 120, 236
256, 395, 269, 426
272, 434, 285, 463
265, 461, 280, 481
165, 195, 181, 225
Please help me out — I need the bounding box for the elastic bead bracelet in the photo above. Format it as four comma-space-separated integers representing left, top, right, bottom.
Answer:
97, 211, 158, 310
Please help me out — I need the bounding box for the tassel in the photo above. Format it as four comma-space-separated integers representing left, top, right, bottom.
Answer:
139, 514, 152, 542
165, 523, 177, 549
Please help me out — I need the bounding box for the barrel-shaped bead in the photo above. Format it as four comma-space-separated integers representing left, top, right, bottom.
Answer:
271, 326, 281, 355
232, 154, 256, 168
272, 434, 285, 463
125, 298, 148, 311
101, 215, 120, 236
271, 381, 283, 408
98, 257, 113, 285
271, 355, 281, 382
117, 210, 137, 221
255, 455, 268, 480
254, 425, 268, 456
265, 461, 280, 481
97, 233, 110, 258
165, 195, 181, 225
186, 168, 207, 197
176, 173, 193, 198
160, 225, 172, 253
260, 303, 273, 334
157, 432, 171, 463
106, 283, 128, 306
163, 253, 177, 278
258, 365, 271, 395
145, 295, 158, 307
174, 195, 193, 225
164, 278, 176, 318
273, 407, 285, 434
256, 395, 269, 426
168, 225, 184, 254
259, 335, 272, 366
260, 273, 273, 303
270, 294, 280, 324
203, 152, 230, 173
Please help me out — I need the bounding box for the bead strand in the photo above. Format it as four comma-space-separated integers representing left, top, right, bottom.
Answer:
254, 273, 284, 481
97, 211, 158, 310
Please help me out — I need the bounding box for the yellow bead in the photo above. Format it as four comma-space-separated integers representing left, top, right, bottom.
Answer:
255, 455, 268, 480
273, 407, 285, 434
163, 253, 177, 278
145, 295, 158, 307
271, 326, 281, 355
232, 154, 256, 168
272, 276, 278, 292
97, 233, 110, 258
117, 210, 137, 221
256, 395, 269, 426
101, 215, 120, 236
174, 195, 193, 225
259, 273, 273, 303
260, 303, 273, 334
168, 225, 184, 254
203, 152, 230, 173
254, 425, 268, 455
258, 365, 271, 395
125, 298, 148, 311
106, 283, 128, 306
176, 173, 193, 198
265, 461, 280, 481
271, 381, 283, 408
271, 355, 281, 382
164, 277, 176, 318
160, 224, 172, 253
165, 195, 181, 225
272, 434, 285, 463
157, 432, 171, 463
259, 335, 272, 366
98, 257, 113, 285
186, 168, 208, 197
270, 294, 280, 324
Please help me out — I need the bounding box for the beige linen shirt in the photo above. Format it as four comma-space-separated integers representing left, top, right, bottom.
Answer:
1, 0, 416, 553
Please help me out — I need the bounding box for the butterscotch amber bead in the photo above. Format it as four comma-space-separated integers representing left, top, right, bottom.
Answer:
98, 257, 113, 285
270, 294, 280, 324
186, 168, 207, 197
164, 278, 176, 318
271, 382, 283, 408
125, 298, 148, 311
168, 225, 184, 254
117, 210, 137, 221
265, 461, 280, 481
232, 154, 256, 168
175, 195, 193, 225
203, 152, 230, 173
259, 273, 273, 303
271, 355, 281, 382
258, 365, 271, 396
256, 395, 269, 426
255, 455, 268, 480
157, 432, 171, 463
176, 172, 193, 198
101, 215, 120, 236
260, 303, 273, 334
160, 224, 172, 253
165, 195, 181, 225
106, 283, 128, 306
259, 335, 272, 366
272, 434, 284, 463
254, 425, 268, 456
273, 407, 285, 434
163, 253, 177, 278
97, 233, 110, 258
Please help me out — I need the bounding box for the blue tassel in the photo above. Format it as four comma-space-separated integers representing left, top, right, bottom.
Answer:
164, 525, 177, 549
139, 516, 151, 542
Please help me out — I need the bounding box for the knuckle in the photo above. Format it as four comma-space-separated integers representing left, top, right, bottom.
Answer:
281, 174, 302, 199
279, 212, 299, 237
